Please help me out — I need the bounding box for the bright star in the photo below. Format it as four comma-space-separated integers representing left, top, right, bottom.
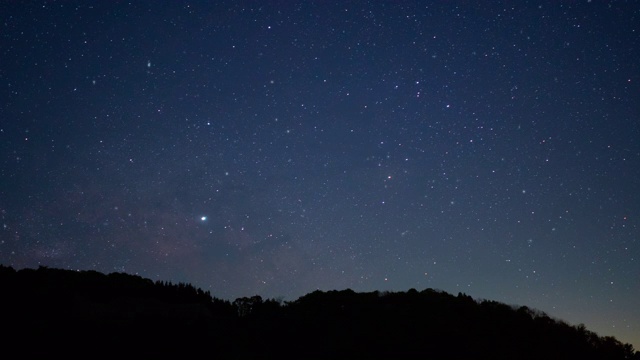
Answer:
200, 216, 207, 221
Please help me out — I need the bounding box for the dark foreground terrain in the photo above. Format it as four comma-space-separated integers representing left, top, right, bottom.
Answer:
0, 265, 637, 359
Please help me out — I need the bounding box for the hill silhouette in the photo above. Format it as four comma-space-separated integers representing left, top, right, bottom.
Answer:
0, 264, 637, 359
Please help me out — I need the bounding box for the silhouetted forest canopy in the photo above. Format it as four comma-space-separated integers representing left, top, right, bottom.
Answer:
1, 264, 637, 359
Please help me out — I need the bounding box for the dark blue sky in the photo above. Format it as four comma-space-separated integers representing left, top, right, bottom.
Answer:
1, 0, 639, 349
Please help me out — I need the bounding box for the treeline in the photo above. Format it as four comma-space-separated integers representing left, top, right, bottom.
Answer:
0, 264, 637, 359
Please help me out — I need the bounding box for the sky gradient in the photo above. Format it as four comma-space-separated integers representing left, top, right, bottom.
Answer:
1, 1, 639, 349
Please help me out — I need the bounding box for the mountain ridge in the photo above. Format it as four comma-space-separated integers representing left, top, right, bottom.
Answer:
1, 264, 637, 359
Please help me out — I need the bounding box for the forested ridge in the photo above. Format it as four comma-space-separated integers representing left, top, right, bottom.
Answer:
1, 264, 637, 359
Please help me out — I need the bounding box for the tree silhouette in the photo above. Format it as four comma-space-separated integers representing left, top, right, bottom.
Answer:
0, 264, 638, 359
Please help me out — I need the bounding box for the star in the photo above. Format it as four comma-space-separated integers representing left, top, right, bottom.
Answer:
1, 1, 638, 350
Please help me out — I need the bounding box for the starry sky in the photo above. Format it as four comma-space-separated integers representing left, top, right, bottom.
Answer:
1, 0, 639, 348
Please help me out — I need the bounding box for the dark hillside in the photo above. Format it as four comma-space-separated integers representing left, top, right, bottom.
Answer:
0, 265, 637, 359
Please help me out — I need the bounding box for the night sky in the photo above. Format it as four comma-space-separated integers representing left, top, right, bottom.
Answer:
1, 0, 639, 348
